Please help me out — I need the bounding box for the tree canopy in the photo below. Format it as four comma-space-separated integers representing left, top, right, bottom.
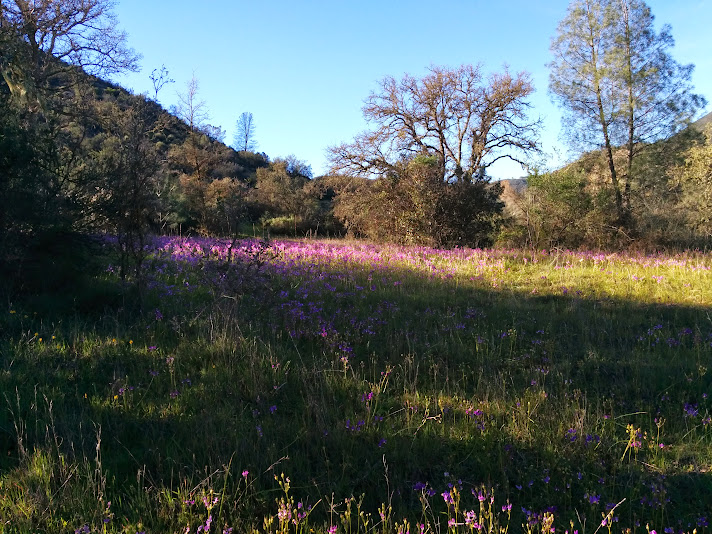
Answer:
0, 0, 139, 109
328, 64, 541, 183
233, 111, 257, 152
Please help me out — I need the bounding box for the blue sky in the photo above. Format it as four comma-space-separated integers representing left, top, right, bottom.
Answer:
110, 0, 711, 179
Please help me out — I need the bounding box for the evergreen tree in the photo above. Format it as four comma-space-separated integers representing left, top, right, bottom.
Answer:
549, 0, 705, 229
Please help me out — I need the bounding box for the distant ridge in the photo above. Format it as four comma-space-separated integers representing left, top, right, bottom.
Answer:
692, 110, 712, 130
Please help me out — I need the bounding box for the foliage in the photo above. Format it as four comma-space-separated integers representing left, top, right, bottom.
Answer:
674, 125, 712, 240
248, 158, 319, 235
169, 128, 244, 235
502, 120, 712, 251
0, 71, 102, 293
88, 97, 165, 285
505, 167, 618, 249
327, 64, 536, 247
233, 111, 257, 152
0, 0, 147, 294
331, 157, 503, 247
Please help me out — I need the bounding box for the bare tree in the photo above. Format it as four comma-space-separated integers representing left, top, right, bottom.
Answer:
328, 64, 541, 183
174, 74, 209, 132
0, 0, 140, 108
233, 111, 257, 152
149, 64, 174, 101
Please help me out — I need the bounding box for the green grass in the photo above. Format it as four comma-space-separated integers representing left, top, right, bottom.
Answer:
1, 239, 711, 534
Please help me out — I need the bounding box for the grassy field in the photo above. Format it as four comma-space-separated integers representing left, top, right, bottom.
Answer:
1, 237, 711, 534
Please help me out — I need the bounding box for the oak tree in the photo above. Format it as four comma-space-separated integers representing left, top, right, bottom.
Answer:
327, 64, 531, 246
328, 64, 541, 183
0, 0, 139, 109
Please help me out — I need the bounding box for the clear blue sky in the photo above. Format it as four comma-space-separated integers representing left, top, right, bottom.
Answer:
110, 0, 711, 180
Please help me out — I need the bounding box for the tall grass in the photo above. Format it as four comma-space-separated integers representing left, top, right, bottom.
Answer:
1, 238, 711, 533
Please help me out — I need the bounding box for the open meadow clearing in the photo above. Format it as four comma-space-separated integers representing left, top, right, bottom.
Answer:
1, 238, 712, 533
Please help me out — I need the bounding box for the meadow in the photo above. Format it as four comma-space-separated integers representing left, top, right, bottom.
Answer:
1, 237, 711, 534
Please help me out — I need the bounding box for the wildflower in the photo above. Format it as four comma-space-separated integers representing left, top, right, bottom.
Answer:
277, 503, 292, 522
197, 514, 213, 532
684, 403, 699, 417
242, 470, 249, 477
328, 526, 338, 534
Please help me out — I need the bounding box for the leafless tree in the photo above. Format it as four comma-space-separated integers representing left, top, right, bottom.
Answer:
175, 74, 210, 132
328, 64, 541, 183
0, 0, 140, 108
149, 64, 174, 101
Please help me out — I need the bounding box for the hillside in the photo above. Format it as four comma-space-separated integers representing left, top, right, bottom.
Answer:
692, 110, 712, 130
89, 75, 269, 183
500, 110, 711, 205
